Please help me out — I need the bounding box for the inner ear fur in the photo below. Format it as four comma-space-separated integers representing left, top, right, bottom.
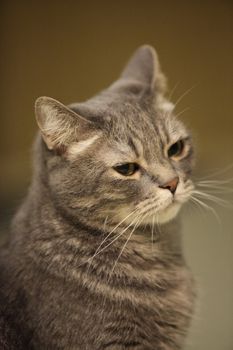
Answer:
35, 96, 96, 153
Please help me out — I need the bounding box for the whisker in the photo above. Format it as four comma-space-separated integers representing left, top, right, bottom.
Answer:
173, 84, 197, 110
175, 107, 190, 119
198, 179, 233, 185
192, 190, 232, 209
189, 198, 207, 220
90, 209, 138, 258
197, 181, 233, 191
78, 209, 139, 270
85, 201, 165, 269
195, 163, 233, 181
109, 213, 145, 278
168, 81, 180, 100
196, 183, 233, 193
86, 213, 141, 266
151, 214, 155, 251
156, 215, 162, 239
191, 195, 221, 225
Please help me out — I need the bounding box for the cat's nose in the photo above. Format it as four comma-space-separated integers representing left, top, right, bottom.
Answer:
159, 177, 179, 195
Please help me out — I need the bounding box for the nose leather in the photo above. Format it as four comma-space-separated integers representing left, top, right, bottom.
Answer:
159, 177, 179, 194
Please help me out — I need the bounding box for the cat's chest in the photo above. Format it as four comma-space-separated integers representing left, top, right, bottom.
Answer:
30, 276, 158, 348
27, 260, 194, 349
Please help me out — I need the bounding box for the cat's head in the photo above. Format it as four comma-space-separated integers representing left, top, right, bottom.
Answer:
35, 45, 195, 229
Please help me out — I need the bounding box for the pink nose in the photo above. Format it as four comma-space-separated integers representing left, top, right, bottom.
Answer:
159, 177, 179, 194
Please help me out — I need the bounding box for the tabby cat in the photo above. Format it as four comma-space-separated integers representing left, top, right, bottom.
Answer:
0, 45, 195, 349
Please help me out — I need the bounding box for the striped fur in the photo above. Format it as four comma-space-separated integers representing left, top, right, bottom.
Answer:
0, 45, 195, 349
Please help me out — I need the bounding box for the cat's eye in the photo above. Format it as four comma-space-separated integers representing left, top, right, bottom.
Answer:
168, 140, 185, 158
113, 163, 140, 176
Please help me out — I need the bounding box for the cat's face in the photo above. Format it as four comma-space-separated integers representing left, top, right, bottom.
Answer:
35, 46, 195, 228
96, 106, 194, 226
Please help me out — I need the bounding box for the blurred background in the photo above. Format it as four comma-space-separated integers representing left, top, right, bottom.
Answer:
0, 1, 232, 349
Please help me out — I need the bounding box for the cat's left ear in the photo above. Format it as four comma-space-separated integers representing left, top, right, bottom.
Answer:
35, 96, 99, 154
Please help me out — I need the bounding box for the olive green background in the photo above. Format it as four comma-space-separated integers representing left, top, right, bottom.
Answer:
0, 1, 232, 349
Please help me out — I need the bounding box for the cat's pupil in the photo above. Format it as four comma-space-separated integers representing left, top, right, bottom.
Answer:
168, 140, 184, 158
113, 163, 139, 176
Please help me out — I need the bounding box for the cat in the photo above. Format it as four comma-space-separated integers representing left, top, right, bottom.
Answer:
0, 45, 196, 350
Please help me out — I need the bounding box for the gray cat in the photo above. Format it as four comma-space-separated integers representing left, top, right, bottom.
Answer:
0, 45, 195, 350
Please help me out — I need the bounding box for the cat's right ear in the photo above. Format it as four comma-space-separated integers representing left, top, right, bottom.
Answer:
35, 96, 97, 153
110, 45, 167, 97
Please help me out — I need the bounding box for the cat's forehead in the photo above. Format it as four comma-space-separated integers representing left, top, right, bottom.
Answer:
109, 102, 187, 140
102, 103, 189, 164
71, 97, 189, 164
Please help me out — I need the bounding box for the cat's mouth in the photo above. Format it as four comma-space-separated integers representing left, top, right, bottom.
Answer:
117, 185, 193, 228
140, 191, 192, 225
141, 200, 181, 225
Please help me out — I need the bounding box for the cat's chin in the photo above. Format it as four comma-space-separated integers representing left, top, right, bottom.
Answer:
142, 202, 182, 225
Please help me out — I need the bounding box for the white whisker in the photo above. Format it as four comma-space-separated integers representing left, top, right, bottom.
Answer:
108, 213, 145, 278
168, 81, 180, 100
198, 179, 233, 185
189, 198, 207, 220
151, 214, 155, 251
156, 214, 162, 238
89, 209, 138, 260
86, 213, 141, 265
175, 107, 190, 119
173, 85, 197, 110
191, 196, 221, 225
195, 163, 233, 181
197, 183, 233, 193
78, 209, 139, 270
193, 190, 232, 209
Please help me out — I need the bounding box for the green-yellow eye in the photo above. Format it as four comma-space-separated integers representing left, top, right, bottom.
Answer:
168, 140, 185, 158
113, 163, 139, 176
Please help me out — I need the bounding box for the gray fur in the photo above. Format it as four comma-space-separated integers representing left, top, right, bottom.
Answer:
0, 45, 195, 349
